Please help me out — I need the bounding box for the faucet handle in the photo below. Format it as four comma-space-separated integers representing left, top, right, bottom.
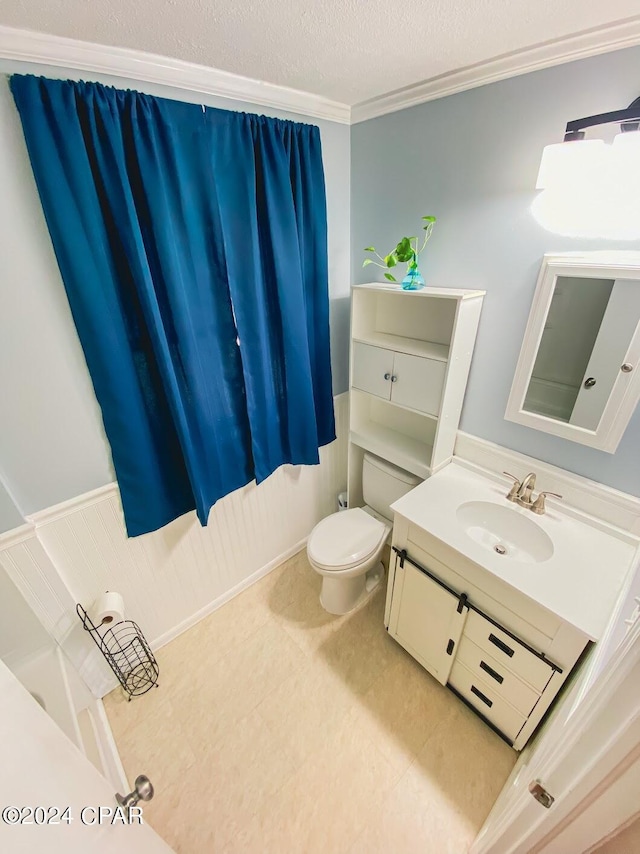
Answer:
503, 472, 521, 502
531, 491, 563, 515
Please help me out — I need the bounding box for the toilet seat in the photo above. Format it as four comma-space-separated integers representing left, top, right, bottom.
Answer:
307, 508, 389, 572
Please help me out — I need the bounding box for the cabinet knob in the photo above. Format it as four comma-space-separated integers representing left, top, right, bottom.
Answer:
391, 375, 398, 383
583, 377, 596, 389
621, 363, 634, 373
384, 372, 391, 380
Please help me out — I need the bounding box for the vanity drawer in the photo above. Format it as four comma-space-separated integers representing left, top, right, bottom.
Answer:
448, 660, 526, 743
456, 636, 540, 717
464, 611, 554, 693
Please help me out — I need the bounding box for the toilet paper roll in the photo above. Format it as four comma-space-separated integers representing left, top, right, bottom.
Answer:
90, 591, 125, 627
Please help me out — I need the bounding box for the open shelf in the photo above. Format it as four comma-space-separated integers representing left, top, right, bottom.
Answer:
350, 423, 433, 480
351, 385, 439, 421
352, 332, 450, 362
351, 287, 457, 349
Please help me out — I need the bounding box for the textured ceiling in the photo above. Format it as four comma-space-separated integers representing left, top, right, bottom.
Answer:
1, 1, 639, 105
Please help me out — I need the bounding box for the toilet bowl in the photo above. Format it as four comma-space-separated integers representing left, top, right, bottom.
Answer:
307, 454, 421, 615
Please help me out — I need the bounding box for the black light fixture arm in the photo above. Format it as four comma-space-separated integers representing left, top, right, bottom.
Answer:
563, 96, 640, 140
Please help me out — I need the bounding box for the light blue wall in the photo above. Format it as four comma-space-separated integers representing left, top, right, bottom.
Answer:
0, 475, 23, 535
352, 46, 640, 496
0, 61, 350, 531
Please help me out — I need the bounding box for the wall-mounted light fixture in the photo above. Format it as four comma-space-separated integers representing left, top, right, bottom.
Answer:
537, 96, 640, 189
533, 96, 640, 239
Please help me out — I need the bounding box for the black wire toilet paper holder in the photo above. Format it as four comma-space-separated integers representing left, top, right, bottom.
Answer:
77, 603, 159, 700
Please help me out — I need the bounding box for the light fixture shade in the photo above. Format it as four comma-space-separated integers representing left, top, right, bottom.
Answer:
612, 131, 640, 177
536, 139, 607, 190
612, 129, 640, 149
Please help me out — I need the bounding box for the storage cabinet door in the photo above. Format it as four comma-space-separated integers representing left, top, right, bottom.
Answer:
388, 560, 468, 685
391, 352, 446, 415
352, 342, 393, 400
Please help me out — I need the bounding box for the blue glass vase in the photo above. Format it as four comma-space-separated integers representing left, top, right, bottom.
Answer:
401, 265, 425, 290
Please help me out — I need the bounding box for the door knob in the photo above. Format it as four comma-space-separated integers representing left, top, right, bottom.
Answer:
116, 775, 154, 809
583, 377, 596, 389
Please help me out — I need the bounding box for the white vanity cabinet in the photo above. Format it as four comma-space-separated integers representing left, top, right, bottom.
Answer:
385, 517, 590, 751
347, 284, 484, 504
387, 559, 468, 685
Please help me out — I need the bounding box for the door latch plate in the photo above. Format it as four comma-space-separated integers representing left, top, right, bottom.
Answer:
529, 780, 555, 809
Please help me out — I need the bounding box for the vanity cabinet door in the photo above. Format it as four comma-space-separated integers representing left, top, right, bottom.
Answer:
388, 560, 468, 685
352, 342, 393, 400
390, 352, 446, 416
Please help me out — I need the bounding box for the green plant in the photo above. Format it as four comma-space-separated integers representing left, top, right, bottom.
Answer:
362, 215, 436, 282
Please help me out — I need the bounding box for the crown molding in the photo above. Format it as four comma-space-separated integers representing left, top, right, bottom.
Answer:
351, 16, 640, 123
1, 18, 639, 127
0, 25, 351, 125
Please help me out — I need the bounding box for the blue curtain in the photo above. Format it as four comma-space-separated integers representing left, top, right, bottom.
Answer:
211, 111, 335, 478
10, 75, 335, 536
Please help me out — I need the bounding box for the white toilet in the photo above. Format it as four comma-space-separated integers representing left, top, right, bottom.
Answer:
307, 453, 421, 615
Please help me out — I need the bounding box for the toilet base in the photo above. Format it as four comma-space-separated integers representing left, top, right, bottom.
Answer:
319, 563, 384, 616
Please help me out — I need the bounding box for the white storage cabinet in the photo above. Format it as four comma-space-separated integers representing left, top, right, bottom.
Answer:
347, 284, 485, 504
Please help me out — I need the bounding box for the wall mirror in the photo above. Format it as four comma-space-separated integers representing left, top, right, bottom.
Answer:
506, 253, 640, 452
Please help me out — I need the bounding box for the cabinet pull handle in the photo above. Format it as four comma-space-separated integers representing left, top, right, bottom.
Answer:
384, 372, 391, 380
489, 633, 514, 657
471, 685, 493, 708
480, 661, 504, 683
446, 639, 455, 656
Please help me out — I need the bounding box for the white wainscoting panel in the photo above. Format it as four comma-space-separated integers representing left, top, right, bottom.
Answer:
0, 526, 70, 642
0, 526, 115, 695
20, 394, 348, 667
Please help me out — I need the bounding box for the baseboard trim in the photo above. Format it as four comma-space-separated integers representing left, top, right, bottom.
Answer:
150, 537, 308, 651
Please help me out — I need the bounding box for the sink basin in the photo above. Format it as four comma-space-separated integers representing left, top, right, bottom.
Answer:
456, 500, 554, 564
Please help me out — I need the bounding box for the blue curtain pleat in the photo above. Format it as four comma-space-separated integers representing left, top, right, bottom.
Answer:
210, 111, 335, 481
286, 123, 336, 446
10, 75, 335, 536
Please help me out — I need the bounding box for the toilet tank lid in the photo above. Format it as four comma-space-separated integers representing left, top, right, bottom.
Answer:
363, 453, 422, 486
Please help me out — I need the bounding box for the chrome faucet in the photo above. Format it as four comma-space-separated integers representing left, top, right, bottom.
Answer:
516, 472, 537, 506
503, 471, 562, 515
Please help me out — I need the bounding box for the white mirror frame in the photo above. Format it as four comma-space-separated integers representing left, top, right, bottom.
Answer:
505, 252, 640, 453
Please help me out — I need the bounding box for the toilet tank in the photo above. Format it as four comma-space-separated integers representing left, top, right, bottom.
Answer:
362, 453, 421, 522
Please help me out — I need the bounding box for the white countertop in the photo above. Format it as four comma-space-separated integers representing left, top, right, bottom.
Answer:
391, 460, 639, 640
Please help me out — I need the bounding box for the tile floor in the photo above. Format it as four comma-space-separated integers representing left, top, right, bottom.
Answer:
104, 549, 516, 853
